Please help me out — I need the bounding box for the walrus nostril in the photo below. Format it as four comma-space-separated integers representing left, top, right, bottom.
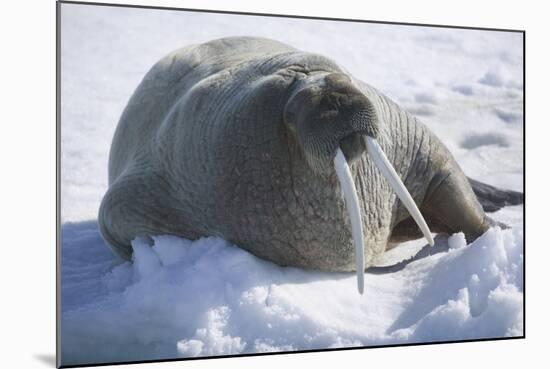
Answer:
339, 132, 367, 164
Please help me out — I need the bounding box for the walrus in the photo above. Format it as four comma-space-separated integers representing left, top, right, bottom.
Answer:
98, 36, 523, 292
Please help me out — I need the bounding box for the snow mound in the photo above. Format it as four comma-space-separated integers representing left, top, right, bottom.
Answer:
60, 222, 523, 365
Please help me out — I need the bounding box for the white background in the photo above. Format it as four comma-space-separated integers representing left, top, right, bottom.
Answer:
0, 0, 546, 368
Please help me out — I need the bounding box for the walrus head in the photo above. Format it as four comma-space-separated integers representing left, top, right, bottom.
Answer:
284, 72, 434, 293
284, 73, 378, 173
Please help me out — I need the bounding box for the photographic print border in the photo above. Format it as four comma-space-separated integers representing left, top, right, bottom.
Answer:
56, 1, 526, 367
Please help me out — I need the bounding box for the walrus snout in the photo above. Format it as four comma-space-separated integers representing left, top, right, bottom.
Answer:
283, 71, 380, 176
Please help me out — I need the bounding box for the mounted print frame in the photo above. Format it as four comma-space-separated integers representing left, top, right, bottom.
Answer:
57, 1, 525, 367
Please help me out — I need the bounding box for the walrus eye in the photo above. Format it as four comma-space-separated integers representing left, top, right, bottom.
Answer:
319, 109, 339, 119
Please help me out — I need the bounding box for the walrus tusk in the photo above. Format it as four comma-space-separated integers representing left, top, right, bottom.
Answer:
365, 136, 435, 247
334, 148, 365, 294
335, 137, 434, 294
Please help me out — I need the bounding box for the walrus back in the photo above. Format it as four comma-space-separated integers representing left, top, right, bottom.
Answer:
107, 37, 297, 184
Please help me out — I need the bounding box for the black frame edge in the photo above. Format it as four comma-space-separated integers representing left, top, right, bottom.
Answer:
56, 0, 62, 368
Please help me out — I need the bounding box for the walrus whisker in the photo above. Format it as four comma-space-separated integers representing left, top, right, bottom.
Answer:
334, 148, 365, 294
365, 137, 435, 246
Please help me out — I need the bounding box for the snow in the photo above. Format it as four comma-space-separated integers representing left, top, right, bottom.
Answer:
61, 219, 523, 364
59, 3, 523, 366
447, 232, 467, 249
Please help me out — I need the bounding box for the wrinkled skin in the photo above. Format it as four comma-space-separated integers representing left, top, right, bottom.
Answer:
99, 36, 518, 271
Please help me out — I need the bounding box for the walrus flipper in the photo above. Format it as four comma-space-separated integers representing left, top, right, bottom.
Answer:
99, 165, 203, 260
390, 168, 489, 244
467, 177, 524, 213
389, 175, 523, 246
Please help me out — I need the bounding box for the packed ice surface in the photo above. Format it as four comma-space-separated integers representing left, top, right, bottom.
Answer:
60, 3, 523, 366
